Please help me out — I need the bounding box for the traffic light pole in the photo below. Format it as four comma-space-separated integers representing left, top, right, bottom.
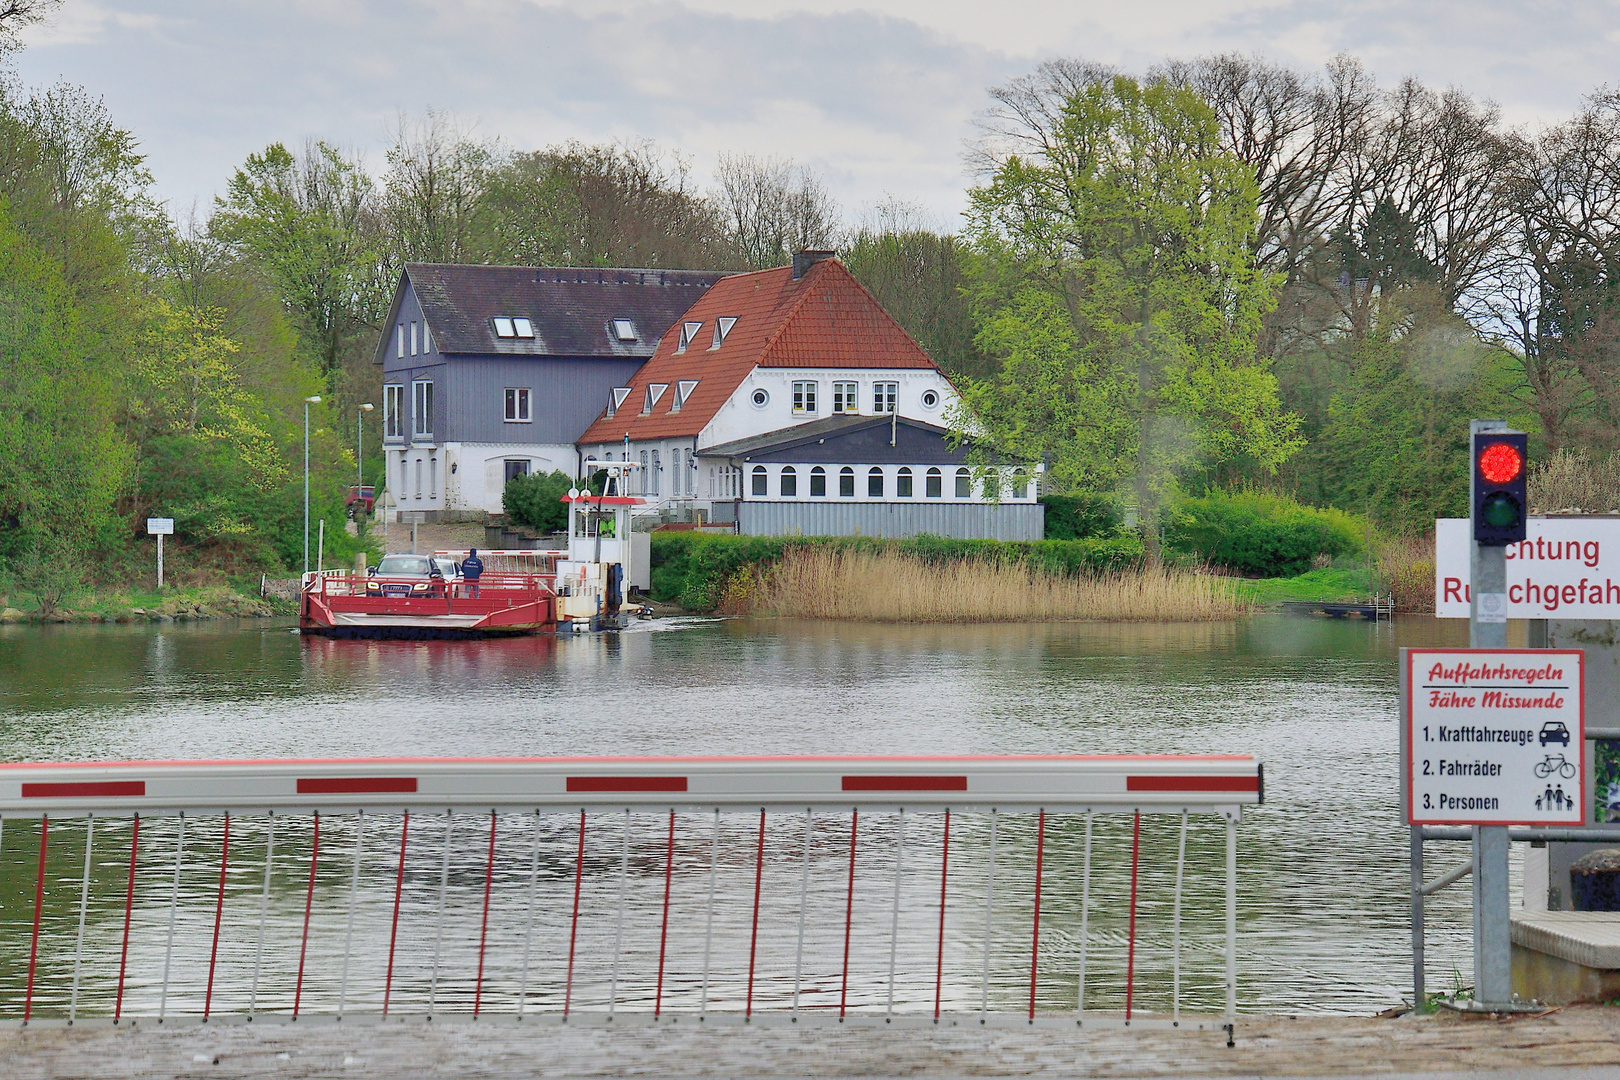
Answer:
1469, 418, 1513, 1008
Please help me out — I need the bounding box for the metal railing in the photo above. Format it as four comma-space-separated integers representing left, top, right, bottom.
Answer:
0, 756, 1259, 1034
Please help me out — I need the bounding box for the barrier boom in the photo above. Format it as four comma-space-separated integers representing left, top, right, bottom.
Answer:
0, 755, 1262, 816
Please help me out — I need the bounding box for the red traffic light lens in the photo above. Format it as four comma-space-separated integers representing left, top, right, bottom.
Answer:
1478, 442, 1523, 484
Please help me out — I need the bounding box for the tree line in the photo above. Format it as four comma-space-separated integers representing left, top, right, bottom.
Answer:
3, 11, 1618, 592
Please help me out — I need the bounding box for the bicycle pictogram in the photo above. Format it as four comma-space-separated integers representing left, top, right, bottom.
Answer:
1535, 753, 1577, 779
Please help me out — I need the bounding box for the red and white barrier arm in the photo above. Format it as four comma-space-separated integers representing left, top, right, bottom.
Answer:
0, 755, 1262, 817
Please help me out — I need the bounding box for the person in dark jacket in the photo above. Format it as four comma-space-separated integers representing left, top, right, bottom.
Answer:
461, 548, 484, 598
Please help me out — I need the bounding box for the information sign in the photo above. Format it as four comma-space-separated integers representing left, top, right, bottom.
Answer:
1402, 648, 1585, 825
146, 517, 174, 536
1435, 517, 1620, 618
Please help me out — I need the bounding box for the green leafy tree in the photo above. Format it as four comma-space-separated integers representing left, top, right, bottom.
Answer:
503, 470, 573, 533
210, 141, 390, 378
960, 75, 1302, 561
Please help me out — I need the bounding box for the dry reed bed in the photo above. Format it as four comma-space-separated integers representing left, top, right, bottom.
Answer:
746, 548, 1245, 622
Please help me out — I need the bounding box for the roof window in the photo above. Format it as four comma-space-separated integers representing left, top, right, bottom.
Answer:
711, 317, 737, 349
643, 383, 669, 415
492, 317, 533, 339
677, 321, 703, 352
673, 379, 699, 412
493, 317, 514, 338
612, 318, 637, 342
512, 317, 534, 338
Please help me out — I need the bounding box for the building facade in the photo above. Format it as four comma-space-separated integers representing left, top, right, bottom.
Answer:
377, 264, 724, 518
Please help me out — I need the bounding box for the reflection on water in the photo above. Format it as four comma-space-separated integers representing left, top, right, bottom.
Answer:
0, 614, 1473, 1013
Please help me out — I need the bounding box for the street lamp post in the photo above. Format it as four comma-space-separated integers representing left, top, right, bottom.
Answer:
304, 395, 321, 575
357, 402, 374, 499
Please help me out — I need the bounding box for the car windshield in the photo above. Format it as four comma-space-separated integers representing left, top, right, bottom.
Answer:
376, 555, 431, 575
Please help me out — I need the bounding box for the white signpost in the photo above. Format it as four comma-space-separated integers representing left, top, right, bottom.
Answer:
146, 517, 174, 589
1402, 649, 1586, 826
1435, 517, 1620, 619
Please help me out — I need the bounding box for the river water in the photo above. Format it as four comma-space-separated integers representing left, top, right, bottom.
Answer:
0, 614, 1476, 1017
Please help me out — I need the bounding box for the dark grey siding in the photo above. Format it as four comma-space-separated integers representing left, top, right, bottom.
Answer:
441, 355, 644, 445
736, 502, 1043, 540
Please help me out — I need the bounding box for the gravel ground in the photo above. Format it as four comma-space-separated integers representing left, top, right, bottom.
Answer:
4, 1008, 1620, 1079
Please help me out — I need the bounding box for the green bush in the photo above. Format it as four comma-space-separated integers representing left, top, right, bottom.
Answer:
1040, 493, 1121, 540
648, 532, 1147, 611
1165, 491, 1364, 577
503, 470, 573, 533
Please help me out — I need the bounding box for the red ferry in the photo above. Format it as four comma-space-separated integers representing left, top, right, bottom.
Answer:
299, 550, 560, 639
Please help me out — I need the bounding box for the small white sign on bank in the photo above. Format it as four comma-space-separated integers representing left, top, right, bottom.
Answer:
1434, 517, 1620, 618
1401, 648, 1585, 826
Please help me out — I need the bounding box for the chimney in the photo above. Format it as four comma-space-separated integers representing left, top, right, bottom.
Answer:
791, 250, 836, 280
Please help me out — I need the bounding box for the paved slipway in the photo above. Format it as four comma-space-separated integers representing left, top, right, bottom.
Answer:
3, 1010, 1620, 1080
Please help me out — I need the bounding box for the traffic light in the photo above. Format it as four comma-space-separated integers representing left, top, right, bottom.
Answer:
1472, 431, 1527, 545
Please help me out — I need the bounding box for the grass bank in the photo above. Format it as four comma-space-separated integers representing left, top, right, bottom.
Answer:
0, 584, 288, 624
738, 547, 1245, 622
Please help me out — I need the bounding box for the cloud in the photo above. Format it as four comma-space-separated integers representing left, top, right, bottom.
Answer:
12, 0, 1620, 228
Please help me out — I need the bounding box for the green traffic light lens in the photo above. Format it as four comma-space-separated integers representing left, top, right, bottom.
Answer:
1481, 491, 1522, 528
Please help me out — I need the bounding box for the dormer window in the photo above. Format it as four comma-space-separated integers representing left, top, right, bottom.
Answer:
612, 318, 637, 342
643, 383, 669, 414
711, 317, 737, 349
677, 321, 703, 352
608, 387, 633, 419
493, 317, 515, 338
673, 379, 699, 412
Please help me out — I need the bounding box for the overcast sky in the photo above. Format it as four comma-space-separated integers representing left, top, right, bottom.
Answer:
16, 0, 1620, 227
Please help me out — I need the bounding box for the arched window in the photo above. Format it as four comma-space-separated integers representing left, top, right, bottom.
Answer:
810, 466, 826, 497
955, 467, 971, 498
1012, 470, 1028, 499
839, 467, 855, 498
896, 467, 913, 498
780, 466, 797, 497
868, 467, 884, 498
751, 465, 768, 497
926, 467, 942, 498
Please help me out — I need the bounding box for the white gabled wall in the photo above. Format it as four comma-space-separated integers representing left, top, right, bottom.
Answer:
696, 367, 959, 449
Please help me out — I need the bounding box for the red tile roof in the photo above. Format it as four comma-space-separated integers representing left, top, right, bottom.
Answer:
577, 258, 939, 444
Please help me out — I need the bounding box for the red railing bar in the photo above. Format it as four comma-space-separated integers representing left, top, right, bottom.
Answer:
654, 809, 675, 1019
840, 809, 858, 1021
1028, 809, 1045, 1022
563, 809, 585, 1020
204, 813, 231, 1021
1126, 809, 1140, 1021
24, 815, 48, 1024
115, 814, 140, 1023
293, 812, 320, 1020
745, 807, 766, 1020
473, 810, 496, 1017
934, 808, 950, 1022
383, 811, 408, 1017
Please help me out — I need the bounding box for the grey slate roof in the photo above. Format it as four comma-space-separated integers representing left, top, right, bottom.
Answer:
700, 415, 976, 465
390, 264, 728, 361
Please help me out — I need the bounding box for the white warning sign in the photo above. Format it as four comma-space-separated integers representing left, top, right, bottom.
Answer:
1402, 649, 1585, 826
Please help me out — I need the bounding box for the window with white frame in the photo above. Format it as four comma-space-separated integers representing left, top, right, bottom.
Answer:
384, 384, 404, 439
396, 325, 404, 359
839, 467, 855, 497
505, 388, 531, 422
896, 467, 913, 498
1012, 470, 1029, 499
751, 465, 768, 497
867, 467, 884, 497
780, 466, 797, 497
410, 321, 418, 356
429, 455, 437, 498
640, 451, 649, 495
423, 324, 433, 353
832, 381, 858, 413
792, 381, 817, 414
512, 317, 533, 338
685, 449, 696, 495
810, 466, 826, 497
414, 457, 423, 499
874, 381, 898, 413
925, 468, 942, 498
955, 467, 971, 498
651, 450, 661, 496
493, 317, 515, 338
412, 380, 434, 438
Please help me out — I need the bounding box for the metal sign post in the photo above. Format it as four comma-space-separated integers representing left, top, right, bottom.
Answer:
146, 517, 174, 589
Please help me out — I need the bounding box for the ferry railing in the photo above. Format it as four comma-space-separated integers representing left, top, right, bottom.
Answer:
0, 756, 1259, 1037
303, 572, 555, 600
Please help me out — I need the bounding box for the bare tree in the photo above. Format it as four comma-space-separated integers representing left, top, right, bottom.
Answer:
381, 109, 494, 265
0, 0, 59, 50
713, 153, 840, 269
